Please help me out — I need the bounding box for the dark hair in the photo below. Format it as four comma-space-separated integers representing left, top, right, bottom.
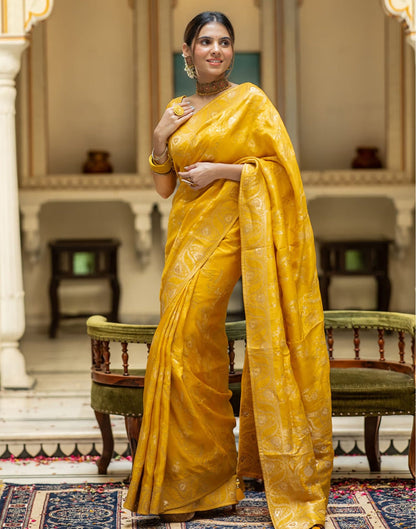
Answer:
183, 11, 235, 47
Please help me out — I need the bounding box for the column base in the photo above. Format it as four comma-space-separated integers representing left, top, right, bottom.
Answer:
0, 344, 36, 390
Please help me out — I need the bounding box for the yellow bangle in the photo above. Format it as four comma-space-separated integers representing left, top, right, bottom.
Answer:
148, 153, 173, 174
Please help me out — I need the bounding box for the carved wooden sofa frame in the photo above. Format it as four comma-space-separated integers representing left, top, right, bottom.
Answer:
87, 310, 415, 477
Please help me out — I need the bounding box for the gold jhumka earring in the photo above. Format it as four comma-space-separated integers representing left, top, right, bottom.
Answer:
182, 53, 197, 79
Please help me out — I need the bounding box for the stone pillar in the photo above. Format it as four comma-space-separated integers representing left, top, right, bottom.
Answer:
262, 0, 300, 156
0, 41, 34, 389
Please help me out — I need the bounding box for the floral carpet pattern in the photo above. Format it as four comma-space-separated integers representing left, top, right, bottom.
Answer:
0, 480, 414, 529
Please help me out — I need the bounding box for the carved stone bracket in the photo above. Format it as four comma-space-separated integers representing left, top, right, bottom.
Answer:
20, 203, 42, 264
130, 202, 155, 269
382, 0, 415, 47
393, 197, 416, 257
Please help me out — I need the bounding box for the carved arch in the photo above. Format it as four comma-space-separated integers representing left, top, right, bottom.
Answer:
382, 0, 415, 47
25, 0, 54, 32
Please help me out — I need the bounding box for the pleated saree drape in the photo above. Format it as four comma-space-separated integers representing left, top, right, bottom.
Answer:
124, 83, 333, 529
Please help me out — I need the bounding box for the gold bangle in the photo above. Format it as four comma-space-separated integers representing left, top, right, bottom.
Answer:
152, 145, 168, 163
148, 153, 173, 174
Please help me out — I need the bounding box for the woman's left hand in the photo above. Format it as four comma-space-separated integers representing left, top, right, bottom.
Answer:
178, 162, 219, 190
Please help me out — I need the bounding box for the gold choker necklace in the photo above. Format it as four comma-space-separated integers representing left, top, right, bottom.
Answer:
196, 78, 230, 96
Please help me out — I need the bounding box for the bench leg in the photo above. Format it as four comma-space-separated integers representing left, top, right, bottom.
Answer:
364, 416, 381, 471
123, 416, 142, 484
125, 415, 142, 461
94, 410, 114, 474
409, 415, 415, 478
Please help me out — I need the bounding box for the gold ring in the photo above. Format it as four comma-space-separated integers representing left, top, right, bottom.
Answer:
173, 105, 185, 117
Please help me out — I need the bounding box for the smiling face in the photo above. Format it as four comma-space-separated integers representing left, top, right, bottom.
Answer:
182, 22, 234, 83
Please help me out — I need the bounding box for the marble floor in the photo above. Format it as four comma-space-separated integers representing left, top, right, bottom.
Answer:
0, 322, 413, 483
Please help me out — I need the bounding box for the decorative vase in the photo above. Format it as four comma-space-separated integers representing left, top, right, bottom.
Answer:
351, 147, 382, 169
82, 151, 113, 173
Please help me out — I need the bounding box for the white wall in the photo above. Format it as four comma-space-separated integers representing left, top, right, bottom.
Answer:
46, 0, 136, 174
298, 0, 386, 170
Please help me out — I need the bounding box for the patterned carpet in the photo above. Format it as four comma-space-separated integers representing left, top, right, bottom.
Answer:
0, 480, 414, 529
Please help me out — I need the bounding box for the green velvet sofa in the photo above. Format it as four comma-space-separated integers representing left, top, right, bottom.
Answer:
87, 310, 415, 477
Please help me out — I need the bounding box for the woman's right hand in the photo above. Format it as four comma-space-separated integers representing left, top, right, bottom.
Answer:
153, 101, 194, 155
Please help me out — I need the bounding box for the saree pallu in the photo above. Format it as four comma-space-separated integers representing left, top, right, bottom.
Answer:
124, 83, 334, 529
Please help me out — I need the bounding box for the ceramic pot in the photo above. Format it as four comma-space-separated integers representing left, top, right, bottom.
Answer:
352, 147, 382, 169
82, 151, 113, 173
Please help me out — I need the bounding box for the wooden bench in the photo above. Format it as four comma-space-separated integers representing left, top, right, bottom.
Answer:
87, 310, 415, 477
324, 310, 414, 476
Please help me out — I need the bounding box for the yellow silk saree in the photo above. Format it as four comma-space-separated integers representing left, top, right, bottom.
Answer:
124, 83, 333, 529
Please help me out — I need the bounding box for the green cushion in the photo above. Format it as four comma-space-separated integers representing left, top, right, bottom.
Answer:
92, 377, 241, 417
92, 367, 415, 419
91, 379, 144, 417
228, 369, 415, 418
330, 367, 415, 416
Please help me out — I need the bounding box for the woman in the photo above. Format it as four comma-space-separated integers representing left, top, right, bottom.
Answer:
124, 12, 333, 529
